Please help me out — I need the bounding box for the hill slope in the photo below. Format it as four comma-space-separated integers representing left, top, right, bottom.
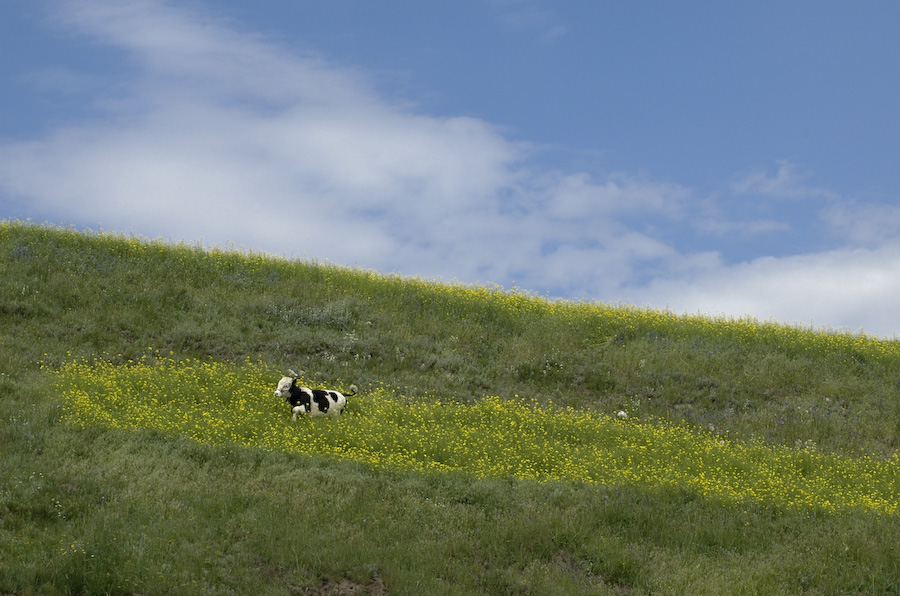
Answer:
2, 221, 899, 595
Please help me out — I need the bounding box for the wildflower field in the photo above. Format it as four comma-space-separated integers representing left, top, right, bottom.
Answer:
55, 355, 899, 517
4, 222, 900, 595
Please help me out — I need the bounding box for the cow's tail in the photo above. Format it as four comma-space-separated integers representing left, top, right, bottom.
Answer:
344, 384, 358, 397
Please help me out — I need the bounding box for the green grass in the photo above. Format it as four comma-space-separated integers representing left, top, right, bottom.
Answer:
3, 220, 900, 595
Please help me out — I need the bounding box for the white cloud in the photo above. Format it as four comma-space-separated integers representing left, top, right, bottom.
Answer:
0, 0, 685, 283
733, 160, 839, 200
694, 216, 791, 238
634, 244, 900, 338
3, 0, 524, 265
487, 0, 567, 44
3, 0, 900, 337
542, 172, 688, 220
821, 201, 900, 247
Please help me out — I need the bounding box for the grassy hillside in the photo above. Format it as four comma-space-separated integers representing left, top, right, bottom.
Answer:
2, 221, 899, 595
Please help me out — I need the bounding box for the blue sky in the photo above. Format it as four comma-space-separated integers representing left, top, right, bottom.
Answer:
3, 0, 900, 337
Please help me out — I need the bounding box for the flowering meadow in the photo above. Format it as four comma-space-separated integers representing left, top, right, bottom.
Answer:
53, 354, 899, 516
8, 223, 900, 595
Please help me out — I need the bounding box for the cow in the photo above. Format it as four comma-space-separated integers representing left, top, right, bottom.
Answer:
273, 376, 357, 420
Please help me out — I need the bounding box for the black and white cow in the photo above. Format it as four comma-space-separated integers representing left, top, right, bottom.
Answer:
273, 376, 357, 420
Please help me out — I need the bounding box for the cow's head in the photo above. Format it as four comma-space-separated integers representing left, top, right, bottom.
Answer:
273, 376, 294, 399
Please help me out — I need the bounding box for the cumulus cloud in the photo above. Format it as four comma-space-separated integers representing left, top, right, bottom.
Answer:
3, 1, 517, 261
0, 0, 686, 286
634, 243, 900, 337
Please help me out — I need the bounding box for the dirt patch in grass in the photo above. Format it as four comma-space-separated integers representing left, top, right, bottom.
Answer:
305, 576, 388, 596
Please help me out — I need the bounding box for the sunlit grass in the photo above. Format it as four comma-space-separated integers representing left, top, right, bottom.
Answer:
8, 218, 899, 364
53, 355, 900, 516
8, 222, 900, 595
